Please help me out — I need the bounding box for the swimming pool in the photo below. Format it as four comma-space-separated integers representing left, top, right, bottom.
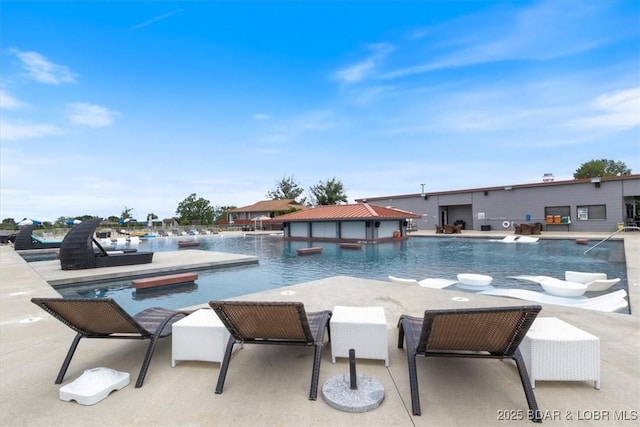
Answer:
57, 234, 628, 314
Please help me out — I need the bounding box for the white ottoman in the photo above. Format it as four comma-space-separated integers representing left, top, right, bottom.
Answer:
520, 317, 600, 389
172, 308, 234, 366
330, 306, 388, 367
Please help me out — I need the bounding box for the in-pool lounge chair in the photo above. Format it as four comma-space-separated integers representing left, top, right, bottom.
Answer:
209, 301, 332, 400
397, 305, 543, 422
31, 297, 188, 388
388, 275, 458, 289
59, 218, 153, 270
13, 224, 63, 250
564, 271, 621, 292
478, 288, 628, 313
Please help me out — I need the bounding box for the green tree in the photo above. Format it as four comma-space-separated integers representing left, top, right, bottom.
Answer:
53, 216, 71, 227
266, 175, 306, 203
1, 218, 16, 229
309, 177, 348, 205
146, 213, 158, 224
574, 159, 631, 179
213, 205, 236, 223
53, 215, 96, 227
175, 193, 215, 225
121, 207, 134, 220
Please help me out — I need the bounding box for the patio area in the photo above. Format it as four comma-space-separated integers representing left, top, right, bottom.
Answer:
1, 232, 638, 426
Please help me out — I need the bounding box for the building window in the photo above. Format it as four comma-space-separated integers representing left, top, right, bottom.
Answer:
545, 206, 570, 217
577, 205, 606, 220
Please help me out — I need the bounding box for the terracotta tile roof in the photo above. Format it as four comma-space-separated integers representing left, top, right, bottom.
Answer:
275, 203, 420, 221
228, 199, 307, 213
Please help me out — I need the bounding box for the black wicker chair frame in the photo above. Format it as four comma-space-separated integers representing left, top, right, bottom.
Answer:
14, 224, 62, 250
209, 301, 332, 400
31, 297, 188, 388
59, 218, 153, 270
398, 305, 543, 422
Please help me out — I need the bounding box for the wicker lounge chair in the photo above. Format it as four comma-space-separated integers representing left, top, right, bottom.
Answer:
439, 224, 462, 234
59, 218, 153, 270
13, 224, 62, 250
516, 223, 542, 236
397, 305, 543, 422
31, 297, 188, 388
209, 301, 332, 400
443, 224, 456, 234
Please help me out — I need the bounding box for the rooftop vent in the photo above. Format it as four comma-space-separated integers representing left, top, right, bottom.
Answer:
542, 173, 554, 182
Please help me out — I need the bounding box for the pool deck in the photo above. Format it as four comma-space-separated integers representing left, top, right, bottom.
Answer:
1, 230, 639, 426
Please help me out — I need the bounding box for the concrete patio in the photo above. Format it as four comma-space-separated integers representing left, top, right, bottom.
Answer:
1, 231, 638, 426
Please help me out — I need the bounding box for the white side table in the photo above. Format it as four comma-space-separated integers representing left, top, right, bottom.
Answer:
330, 306, 388, 367
520, 317, 600, 389
172, 308, 234, 366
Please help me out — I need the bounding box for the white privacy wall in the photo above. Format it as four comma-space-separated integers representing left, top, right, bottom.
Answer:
311, 221, 337, 238
289, 222, 308, 238
379, 220, 399, 237
341, 221, 366, 239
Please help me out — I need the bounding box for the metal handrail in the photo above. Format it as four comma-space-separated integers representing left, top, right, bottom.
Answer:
584, 225, 640, 254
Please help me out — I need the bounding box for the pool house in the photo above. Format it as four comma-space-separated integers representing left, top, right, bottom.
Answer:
277, 203, 420, 242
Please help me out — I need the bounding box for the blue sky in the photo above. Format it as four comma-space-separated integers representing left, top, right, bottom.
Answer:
1, 0, 639, 223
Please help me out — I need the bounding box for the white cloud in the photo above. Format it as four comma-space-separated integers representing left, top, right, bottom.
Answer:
0, 89, 27, 110
344, 85, 396, 106
12, 50, 76, 84
334, 59, 377, 84
333, 43, 394, 84
131, 8, 184, 30
0, 119, 64, 141
252, 113, 271, 120
382, 0, 631, 79
567, 87, 640, 130
66, 102, 118, 127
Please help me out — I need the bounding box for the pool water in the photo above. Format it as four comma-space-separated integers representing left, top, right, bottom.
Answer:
58, 235, 628, 314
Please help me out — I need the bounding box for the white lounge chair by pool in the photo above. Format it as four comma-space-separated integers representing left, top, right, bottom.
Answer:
388, 276, 420, 285
507, 275, 555, 284
509, 274, 621, 294
457, 273, 493, 287
564, 271, 621, 292
388, 276, 458, 289
417, 278, 459, 289
517, 236, 539, 243
583, 278, 621, 292
564, 271, 607, 283
493, 235, 538, 243
539, 278, 587, 297
478, 288, 628, 313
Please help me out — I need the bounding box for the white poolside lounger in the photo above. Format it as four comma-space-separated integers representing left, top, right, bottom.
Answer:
583, 278, 621, 292
517, 236, 539, 243
509, 274, 621, 293
417, 278, 459, 289
565, 271, 607, 283
478, 288, 628, 313
564, 271, 621, 292
388, 276, 458, 289
493, 236, 538, 243
507, 275, 555, 284
388, 276, 420, 285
